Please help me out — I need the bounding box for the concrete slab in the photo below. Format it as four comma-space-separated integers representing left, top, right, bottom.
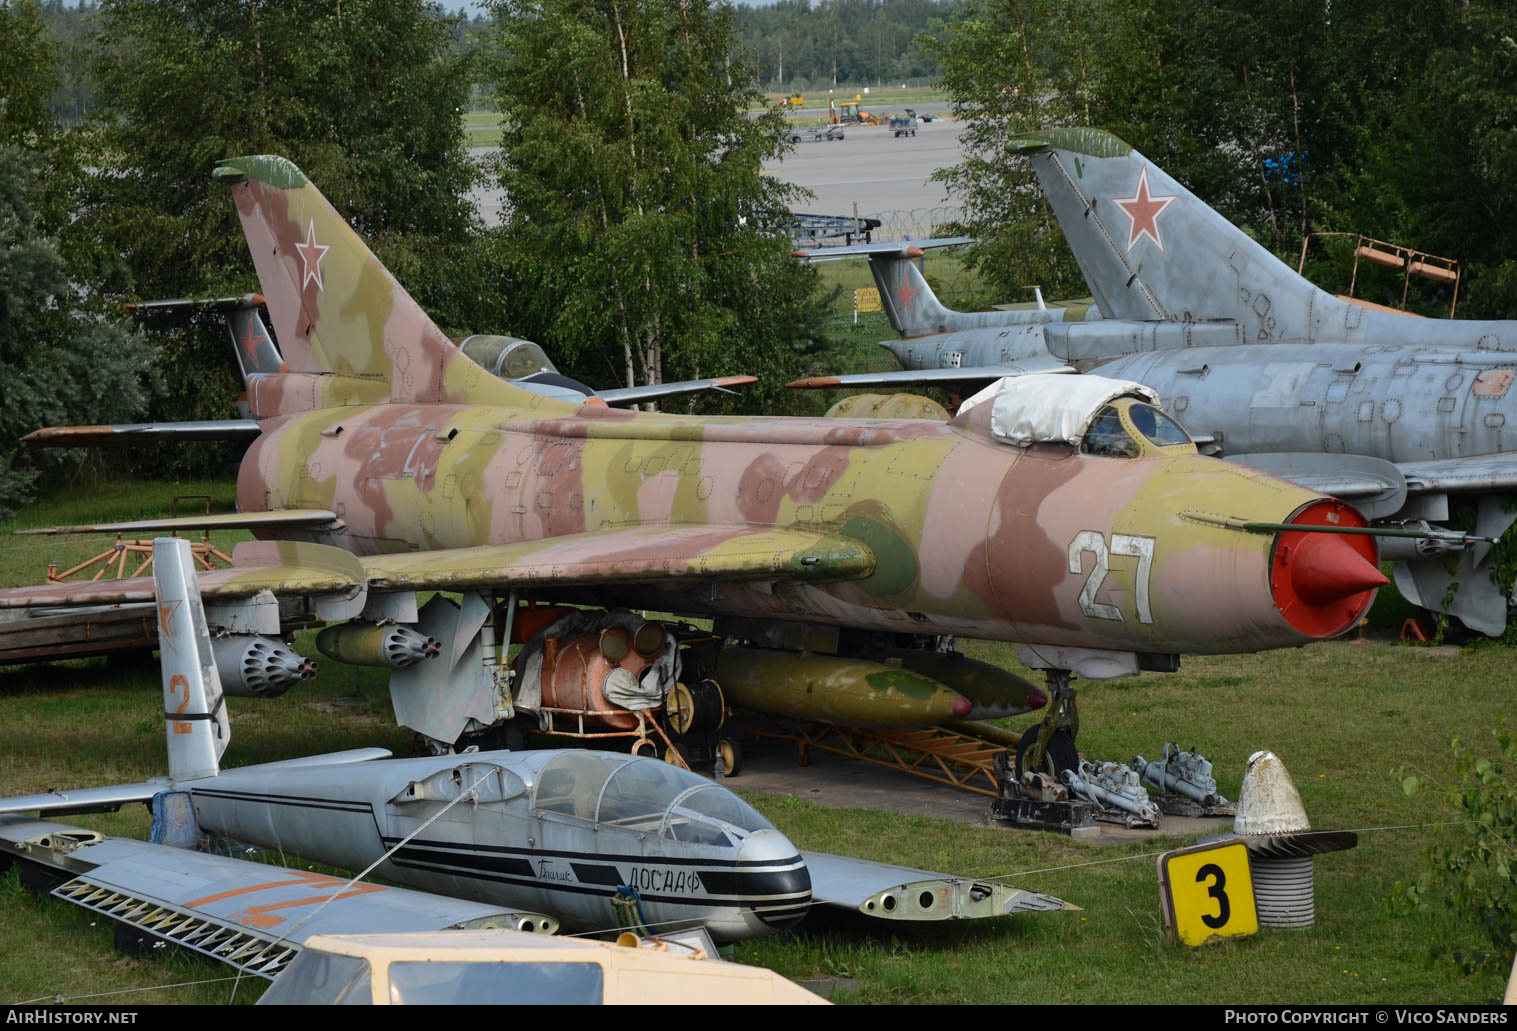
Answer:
727, 733, 1233, 845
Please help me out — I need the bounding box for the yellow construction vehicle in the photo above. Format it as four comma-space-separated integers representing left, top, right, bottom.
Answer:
832, 93, 883, 126
778, 93, 805, 108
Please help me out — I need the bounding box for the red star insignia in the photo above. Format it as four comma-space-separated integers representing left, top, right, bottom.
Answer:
893, 277, 922, 314
295, 219, 330, 291
158, 597, 183, 653
239, 319, 263, 364
1111, 164, 1177, 254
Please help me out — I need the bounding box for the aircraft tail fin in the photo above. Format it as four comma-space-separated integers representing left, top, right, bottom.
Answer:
213, 156, 553, 412
225, 303, 286, 379
153, 537, 230, 780
1011, 128, 1324, 332
866, 250, 961, 337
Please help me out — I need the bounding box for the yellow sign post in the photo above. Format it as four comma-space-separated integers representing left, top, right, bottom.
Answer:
854, 287, 881, 323
1158, 839, 1258, 946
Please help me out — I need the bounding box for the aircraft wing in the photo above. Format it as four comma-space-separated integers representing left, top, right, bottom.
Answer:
15, 509, 341, 537
1226, 451, 1517, 521
0, 526, 873, 614
598, 375, 759, 406
791, 237, 973, 262
788, 361, 1074, 390
801, 851, 1075, 921
0, 781, 172, 817
0, 539, 363, 610
21, 420, 263, 447
0, 817, 552, 980
360, 525, 875, 592
1398, 453, 1517, 493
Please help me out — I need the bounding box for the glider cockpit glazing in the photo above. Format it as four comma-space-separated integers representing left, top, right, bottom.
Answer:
531, 751, 771, 847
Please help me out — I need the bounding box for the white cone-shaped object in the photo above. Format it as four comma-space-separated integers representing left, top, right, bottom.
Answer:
1235, 750, 1311, 836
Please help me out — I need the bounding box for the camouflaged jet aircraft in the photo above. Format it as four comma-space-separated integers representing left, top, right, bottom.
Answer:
790, 128, 1517, 635
1, 155, 1393, 767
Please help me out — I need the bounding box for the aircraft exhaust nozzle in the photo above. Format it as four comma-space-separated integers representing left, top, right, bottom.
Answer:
210, 635, 313, 698
316, 621, 442, 669
1270, 499, 1386, 638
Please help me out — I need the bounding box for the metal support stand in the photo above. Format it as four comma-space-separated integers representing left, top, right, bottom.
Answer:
989, 754, 1097, 836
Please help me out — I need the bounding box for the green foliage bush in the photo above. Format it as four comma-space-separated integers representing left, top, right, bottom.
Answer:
1394, 721, 1517, 998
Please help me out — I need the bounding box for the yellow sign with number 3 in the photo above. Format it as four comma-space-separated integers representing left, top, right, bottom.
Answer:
1159, 840, 1258, 946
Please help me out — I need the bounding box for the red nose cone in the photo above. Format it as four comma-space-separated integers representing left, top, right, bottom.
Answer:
1291, 533, 1390, 605
1272, 499, 1384, 638
1026, 687, 1048, 710
952, 695, 972, 718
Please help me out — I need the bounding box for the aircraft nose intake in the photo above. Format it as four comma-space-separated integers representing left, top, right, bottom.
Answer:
1270, 499, 1385, 638
1290, 533, 1389, 605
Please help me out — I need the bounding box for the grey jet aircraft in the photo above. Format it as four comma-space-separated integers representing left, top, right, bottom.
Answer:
791, 127, 1517, 635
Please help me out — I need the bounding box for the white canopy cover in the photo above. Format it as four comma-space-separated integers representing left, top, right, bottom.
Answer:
959, 374, 1160, 447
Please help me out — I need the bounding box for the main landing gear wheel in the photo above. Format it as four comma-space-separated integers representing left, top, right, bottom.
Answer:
1015, 727, 1078, 779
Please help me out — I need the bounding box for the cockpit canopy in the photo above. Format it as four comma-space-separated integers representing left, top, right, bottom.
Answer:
457, 335, 559, 380
959, 374, 1193, 457
532, 751, 772, 847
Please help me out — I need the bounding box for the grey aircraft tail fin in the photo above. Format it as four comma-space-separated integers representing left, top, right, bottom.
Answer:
866, 248, 962, 337
1011, 128, 1328, 333
127, 295, 286, 384
153, 537, 230, 781
225, 304, 286, 379
790, 239, 971, 337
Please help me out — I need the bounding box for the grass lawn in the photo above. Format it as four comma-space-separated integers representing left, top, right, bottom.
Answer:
0, 479, 1508, 1004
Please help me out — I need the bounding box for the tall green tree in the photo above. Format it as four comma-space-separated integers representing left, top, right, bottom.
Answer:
84, 0, 480, 303
73, 0, 495, 474
933, 0, 1517, 319
926, 0, 1093, 301
0, 146, 155, 517
0, 1, 153, 513
479, 0, 823, 407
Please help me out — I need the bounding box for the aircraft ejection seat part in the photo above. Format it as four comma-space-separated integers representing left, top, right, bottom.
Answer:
1062, 760, 1160, 827
316, 621, 441, 669
715, 647, 971, 727
209, 635, 314, 698
1134, 743, 1232, 815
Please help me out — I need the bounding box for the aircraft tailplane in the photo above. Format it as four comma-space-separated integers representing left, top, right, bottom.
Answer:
212, 156, 557, 413
153, 537, 230, 780
1011, 128, 1328, 332
866, 252, 960, 337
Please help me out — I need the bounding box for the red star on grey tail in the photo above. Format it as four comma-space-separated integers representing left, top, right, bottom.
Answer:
893, 277, 921, 314
1112, 164, 1177, 254
295, 219, 330, 291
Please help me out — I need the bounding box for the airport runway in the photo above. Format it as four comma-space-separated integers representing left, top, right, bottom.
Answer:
767, 118, 968, 231
467, 110, 969, 230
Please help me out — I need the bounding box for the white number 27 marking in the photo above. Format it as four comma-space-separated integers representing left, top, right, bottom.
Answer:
1068, 531, 1155, 624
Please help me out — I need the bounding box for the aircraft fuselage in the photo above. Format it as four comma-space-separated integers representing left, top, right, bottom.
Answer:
236, 393, 1370, 656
